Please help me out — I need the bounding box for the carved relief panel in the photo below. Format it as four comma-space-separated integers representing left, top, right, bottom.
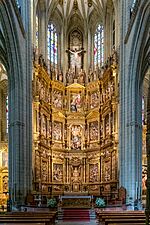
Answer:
112, 151, 117, 180
102, 158, 111, 182
89, 163, 99, 183
52, 89, 63, 110
41, 114, 47, 137
70, 92, 83, 112
1, 151, 8, 168
87, 111, 100, 148
41, 160, 48, 183
2, 175, 8, 193
66, 83, 85, 113
90, 91, 99, 109
53, 163, 63, 183
52, 121, 63, 142
35, 151, 41, 182
105, 114, 109, 138
69, 124, 83, 150
89, 121, 99, 141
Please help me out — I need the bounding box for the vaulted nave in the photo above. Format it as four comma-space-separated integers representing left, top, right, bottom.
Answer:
0, 0, 150, 224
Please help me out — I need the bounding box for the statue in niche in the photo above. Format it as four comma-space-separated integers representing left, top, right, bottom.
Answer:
78, 69, 85, 84
53, 122, 62, 141
72, 167, 81, 183
41, 115, 47, 136
41, 161, 48, 182
47, 91, 51, 104
105, 118, 109, 136
47, 121, 51, 138
66, 69, 74, 84
53, 164, 63, 182
89, 121, 98, 141
71, 125, 82, 150
36, 77, 41, 95
102, 90, 106, 103
2, 152, 8, 167
90, 92, 99, 109
104, 161, 111, 181
142, 167, 147, 195
52, 90, 62, 109
58, 71, 63, 82
45, 88, 48, 103
3, 176, 8, 192
35, 154, 40, 180
40, 85, 44, 99
89, 164, 98, 182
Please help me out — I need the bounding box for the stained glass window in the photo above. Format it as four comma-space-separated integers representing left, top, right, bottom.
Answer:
112, 20, 115, 49
47, 23, 58, 69
6, 96, 8, 134
131, 0, 136, 14
36, 15, 38, 49
16, 0, 21, 13
94, 25, 104, 69
142, 96, 145, 125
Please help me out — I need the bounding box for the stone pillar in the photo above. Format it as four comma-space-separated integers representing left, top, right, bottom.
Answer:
84, 27, 88, 76
119, 0, 143, 208
5, 1, 33, 207
39, 9, 46, 59
61, 26, 67, 84
87, 29, 92, 74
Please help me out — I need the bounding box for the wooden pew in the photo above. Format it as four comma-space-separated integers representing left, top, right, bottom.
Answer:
104, 223, 145, 225
0, 211, 57, 225
95, 211, 148, 225
0, 217, 51, 225
104, 218, 147, 225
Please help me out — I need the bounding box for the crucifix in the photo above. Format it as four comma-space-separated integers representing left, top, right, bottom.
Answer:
66, 48, 86, 78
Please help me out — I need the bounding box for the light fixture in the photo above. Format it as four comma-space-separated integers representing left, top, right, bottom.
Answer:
88, 0, 92, 7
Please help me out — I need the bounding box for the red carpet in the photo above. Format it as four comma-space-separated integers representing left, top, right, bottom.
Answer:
63, 209, 90, 222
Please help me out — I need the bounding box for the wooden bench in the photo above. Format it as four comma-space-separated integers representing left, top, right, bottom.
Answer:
95, 211, 149, 225
104, 218, 147, 225
96, 211, 144, 220
0, 211, 57, 225
104, 223, 145, 225
0, 217, 51, 224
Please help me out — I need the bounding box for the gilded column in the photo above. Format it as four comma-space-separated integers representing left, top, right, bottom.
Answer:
145, 85, 150, 224
109, 112, 111, 135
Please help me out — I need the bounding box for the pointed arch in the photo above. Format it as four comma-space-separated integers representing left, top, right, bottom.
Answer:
0, 0, 32, 205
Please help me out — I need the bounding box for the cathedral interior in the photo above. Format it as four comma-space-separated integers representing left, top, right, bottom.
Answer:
0, 0, 150, 212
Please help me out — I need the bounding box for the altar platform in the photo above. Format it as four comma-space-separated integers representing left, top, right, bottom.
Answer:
60, 195, 92, 208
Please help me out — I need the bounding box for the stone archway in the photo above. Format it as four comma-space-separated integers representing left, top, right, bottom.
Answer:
119, 0, 150, 209
0, 1, 32, 207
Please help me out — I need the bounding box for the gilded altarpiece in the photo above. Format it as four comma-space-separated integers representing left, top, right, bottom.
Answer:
31, 52, 119, 200
0, 52, 119, 204
0, 143, 8, 205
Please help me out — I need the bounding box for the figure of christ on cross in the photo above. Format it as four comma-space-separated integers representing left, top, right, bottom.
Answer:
66, 48, 86, 76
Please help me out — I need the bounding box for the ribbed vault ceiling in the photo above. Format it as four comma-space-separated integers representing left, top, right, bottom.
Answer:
47, 0, 105, 21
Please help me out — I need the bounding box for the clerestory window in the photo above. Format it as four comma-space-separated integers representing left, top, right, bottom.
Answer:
47, 23, 58, 70
94, 24, 104, 69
